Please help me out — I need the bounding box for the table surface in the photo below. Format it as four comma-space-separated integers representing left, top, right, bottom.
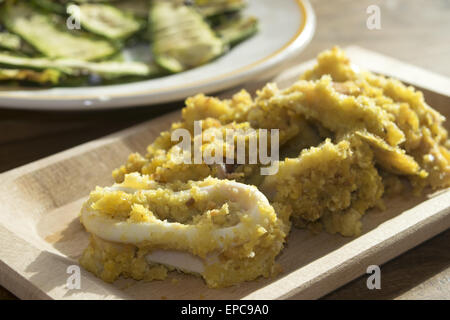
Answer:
0, 0, 449, 300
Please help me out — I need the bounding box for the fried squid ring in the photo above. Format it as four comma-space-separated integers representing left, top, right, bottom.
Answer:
80, 173, 285, 287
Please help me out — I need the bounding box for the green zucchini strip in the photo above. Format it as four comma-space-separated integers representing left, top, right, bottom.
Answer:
0, 31, 36, 55
0, 31, 22, 51
0, 67, 60, 84
0, 1, 117, 61
31, 0, 66, 14
215, 15, 258, 47
0, 51, 161, 79
194, 0, 246, 17
60, 59, 161, 79
76, 3, 142, 40
151, 0, 224, 73
115, 0, 150, 19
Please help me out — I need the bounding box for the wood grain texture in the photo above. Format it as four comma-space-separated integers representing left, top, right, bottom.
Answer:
0, 0, 449, 299
323, 231, 450, 300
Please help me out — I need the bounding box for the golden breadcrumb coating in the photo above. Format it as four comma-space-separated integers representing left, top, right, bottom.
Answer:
80, 175, 286, 288
81, 47, 449, 288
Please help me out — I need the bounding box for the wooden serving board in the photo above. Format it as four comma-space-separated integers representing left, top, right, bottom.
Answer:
0, 47, 449, 300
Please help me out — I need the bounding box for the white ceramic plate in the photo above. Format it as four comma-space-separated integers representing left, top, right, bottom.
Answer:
0, 0, 315, 110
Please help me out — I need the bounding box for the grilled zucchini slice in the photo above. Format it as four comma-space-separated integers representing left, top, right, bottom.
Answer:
0, 31, 36, 55
0, 67, 60, 84
75, 3, 142, 40
31, 0, 66, 14
151, 0, 224, 73
0, 51, 161, 79
115, 0, 150, 19
194, 0, 246, 17
0, 1, 117, 61
0, 31, 21, 51
64, 60, 161, 80
215, 15, 258, 47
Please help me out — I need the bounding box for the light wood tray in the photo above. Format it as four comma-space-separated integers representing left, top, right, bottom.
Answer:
0, 47, 449, 300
